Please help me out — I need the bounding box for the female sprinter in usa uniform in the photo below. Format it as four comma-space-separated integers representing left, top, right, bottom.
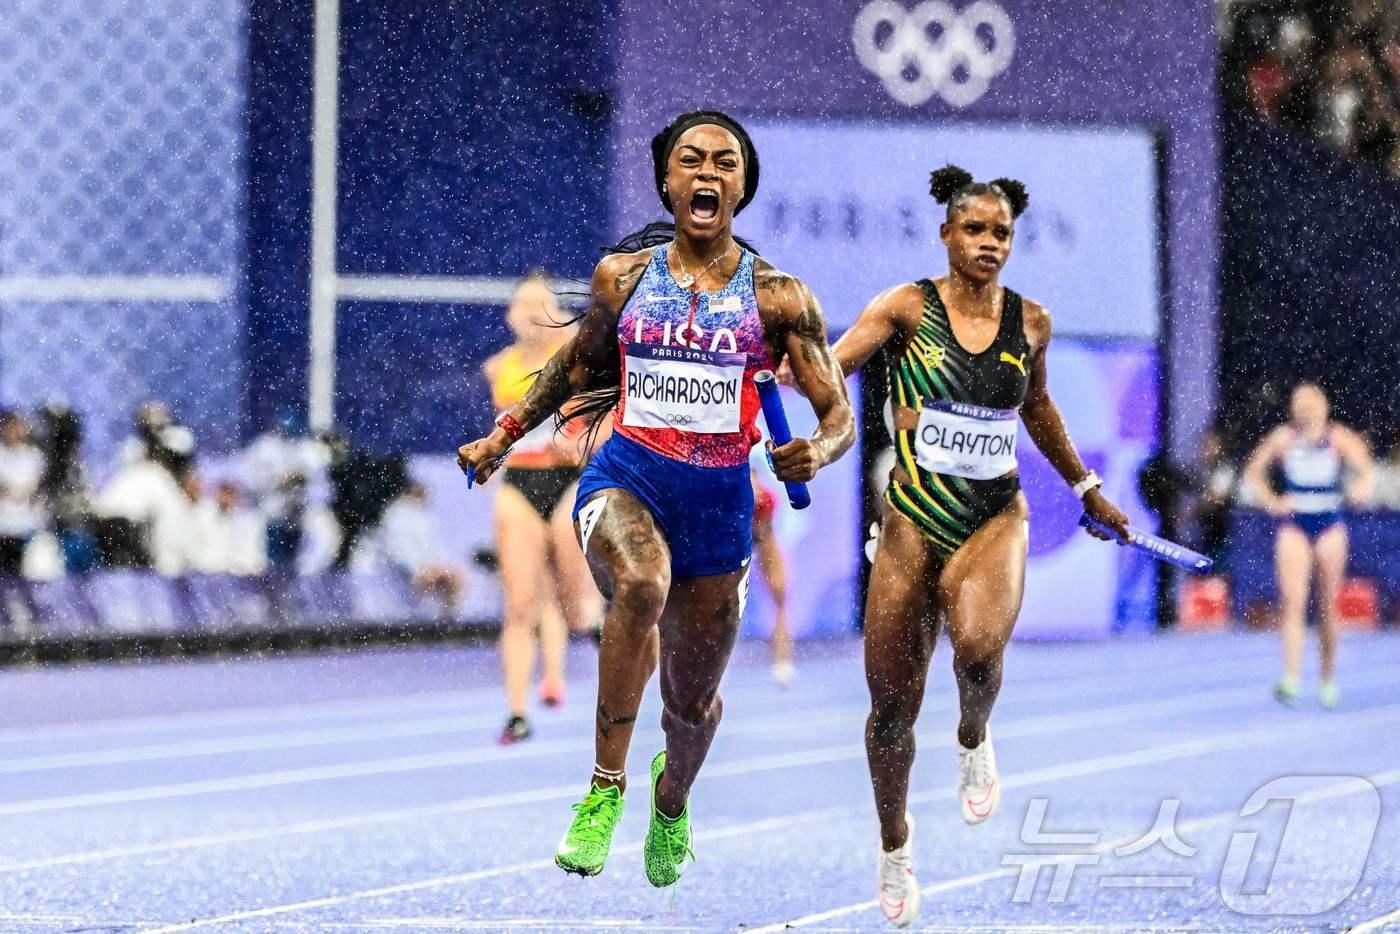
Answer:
828, 166, 1130, 926
458, 111, 853, 887
1241, 382, 1373, 709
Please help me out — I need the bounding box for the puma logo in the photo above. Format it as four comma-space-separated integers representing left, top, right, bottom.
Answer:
999, 351, 1027, 376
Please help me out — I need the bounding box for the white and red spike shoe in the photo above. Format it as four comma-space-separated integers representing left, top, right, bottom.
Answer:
959, 726, 1001, 824
876, 812, 921, 927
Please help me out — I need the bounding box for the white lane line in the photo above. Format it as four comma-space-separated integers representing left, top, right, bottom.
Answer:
291, 919, 709, 931
0, 914, 165, 931
0, 653, 1348, 869
0, 685, 530, 746
0, 705, 853, 819
130, 699, 1400, 931
752, 760, 1400, 932
0, 712, 541, 775
0, 647, 1293, 819
0, 690, 1108, 871
264, 924, 1125, 933
0, 643, 1285, 774
0, 631, 1290, 747
1349, 907, 1400, 933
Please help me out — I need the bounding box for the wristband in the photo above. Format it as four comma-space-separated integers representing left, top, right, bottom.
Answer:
494, 412, 526, 443
1072, 470, 1103, 499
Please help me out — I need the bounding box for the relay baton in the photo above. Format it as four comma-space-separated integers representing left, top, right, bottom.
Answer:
754, 370, 812, 510
463, 450, 509, 490
1078, 513, 1213, 574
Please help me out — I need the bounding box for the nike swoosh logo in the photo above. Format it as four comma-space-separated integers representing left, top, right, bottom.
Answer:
967, 780, 996, 807
966, 779, 998, 817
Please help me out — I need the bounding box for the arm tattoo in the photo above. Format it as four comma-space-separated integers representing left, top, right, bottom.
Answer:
511, 351, 575, 432
613, 261, 646, 295
795, 302, 828, 365
507, 278, 624, 431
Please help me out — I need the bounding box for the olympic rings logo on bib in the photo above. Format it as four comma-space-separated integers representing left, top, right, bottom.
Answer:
623, 343, 747, 435
852, 0, 1016, 108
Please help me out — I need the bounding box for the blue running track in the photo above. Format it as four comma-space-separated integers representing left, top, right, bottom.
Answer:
0, 632, 1397, 932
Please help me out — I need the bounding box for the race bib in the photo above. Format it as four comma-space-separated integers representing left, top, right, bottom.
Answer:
622, 343, 745, 434
913, 400, 1018, 480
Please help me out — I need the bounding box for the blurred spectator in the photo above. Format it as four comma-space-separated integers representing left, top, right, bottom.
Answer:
94, 433, 192, 574
360, 482, 463, 615
118, 401, 197, 484
1223, 0, 1400, 177
1184, 427, 1241, 562
37, 401, 98, 574
241, 410, 331, 572
0, 410, 45, 575
188, 481, 267, 576
1374, 441, 1400, 508
1137, 449, 1192, 629
325, 430, 408, 571
117, 400, 172, 466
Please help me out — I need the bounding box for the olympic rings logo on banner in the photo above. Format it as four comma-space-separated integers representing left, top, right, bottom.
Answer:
665, 414, 696, 426
852, 0, 1016, 108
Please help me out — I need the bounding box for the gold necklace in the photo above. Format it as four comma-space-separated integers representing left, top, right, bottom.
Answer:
674, 242, 735, 291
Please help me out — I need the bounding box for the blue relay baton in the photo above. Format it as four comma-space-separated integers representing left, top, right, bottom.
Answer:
462, 450, 509, 490
754, 370, 812, 511
1079, 513, 1214, 574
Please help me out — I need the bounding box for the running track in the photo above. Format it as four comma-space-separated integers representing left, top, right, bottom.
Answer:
0, 633, 1398, 932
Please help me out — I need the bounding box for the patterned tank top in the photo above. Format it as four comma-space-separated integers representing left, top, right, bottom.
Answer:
887, 280, 1030, 481
889, 279, 1031, 413
613, 243, 772, 468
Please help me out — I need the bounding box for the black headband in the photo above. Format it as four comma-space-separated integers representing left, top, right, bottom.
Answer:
651, 110, 760, 216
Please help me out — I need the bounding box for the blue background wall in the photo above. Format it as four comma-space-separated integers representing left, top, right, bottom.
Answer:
1220, 113, 1400, 451
246, 0, 615, 453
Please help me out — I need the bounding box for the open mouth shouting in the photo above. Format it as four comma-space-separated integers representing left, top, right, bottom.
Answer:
690, 187, 721, 224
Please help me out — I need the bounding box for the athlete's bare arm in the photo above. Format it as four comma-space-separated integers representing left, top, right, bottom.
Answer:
829, 284, 923, 378
1335, 425, 1376, 505
777, 284, 921, 389
1018, 300, 1130, 540
457, 251, 648, 484
755, 264, 855, 482
1242, 426, 1290, 516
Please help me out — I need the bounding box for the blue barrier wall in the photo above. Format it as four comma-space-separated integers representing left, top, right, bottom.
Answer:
246, 0, 616, 450
1221, 113, 1400, 450
1227, 510, 1400, 621
246, 0, 315, 439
